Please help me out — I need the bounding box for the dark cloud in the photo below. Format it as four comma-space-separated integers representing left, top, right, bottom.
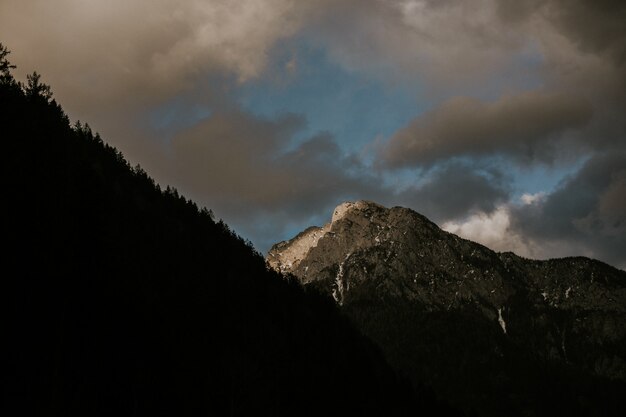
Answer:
380, 91, 592, 168
0, 0, 307, 118
497, 0, 626, 63
310, 0, 536, 90
165, 108, 387, 251
548, 0, 626, 62
510, 152, 626, 268
495, 0, 544, 23
396, 162, 511, 222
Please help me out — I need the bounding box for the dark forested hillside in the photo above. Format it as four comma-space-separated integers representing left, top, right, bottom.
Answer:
1, 45, 456, 416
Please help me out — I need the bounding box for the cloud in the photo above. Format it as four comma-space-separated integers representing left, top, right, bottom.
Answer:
309, 0, 626, 87
395, 162, 511, 222
440, 153, 626, 269
309, 0, 537, 90
441, 206, 538, 257
509, 152, 626, 268
520, 192, 546, 205
164, 108, 387, 251
3, 0, 623, 115
497, 0, 626, 63
0, 0, 305, 114
379, 91, 592, 168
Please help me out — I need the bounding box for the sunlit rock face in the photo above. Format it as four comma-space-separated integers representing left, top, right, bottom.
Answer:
267, 201, 385, 281
268, 201, 626, 416
267, 225, 330, 275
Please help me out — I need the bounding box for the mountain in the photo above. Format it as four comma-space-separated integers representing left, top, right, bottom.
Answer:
0, 46, 457, 416
268, 200, 626, 417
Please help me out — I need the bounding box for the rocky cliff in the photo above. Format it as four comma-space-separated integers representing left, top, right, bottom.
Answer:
268, 201, 626, 416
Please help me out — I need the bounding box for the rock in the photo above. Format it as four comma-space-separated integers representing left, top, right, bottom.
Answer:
268, 201, 626, 416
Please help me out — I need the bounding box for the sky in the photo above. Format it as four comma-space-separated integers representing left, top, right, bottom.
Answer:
1, 0, 625, 269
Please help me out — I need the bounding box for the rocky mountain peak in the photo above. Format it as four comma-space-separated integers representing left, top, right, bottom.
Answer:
331, 200, 384, 222
267, 200, 390, 274
267, 201, 626, 396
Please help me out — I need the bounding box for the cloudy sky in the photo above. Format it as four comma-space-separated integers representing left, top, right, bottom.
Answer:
1, 0, 624, 268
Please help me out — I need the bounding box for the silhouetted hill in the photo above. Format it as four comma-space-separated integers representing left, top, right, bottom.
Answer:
269, 201, 626, 417
1, 45, 460, 416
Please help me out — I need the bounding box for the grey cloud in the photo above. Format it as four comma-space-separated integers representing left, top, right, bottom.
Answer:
549, 0, 626, 63
310, 0, 625, 138
380, 91, 592, 168
2, 0, 622, 116
165, 109, 387, 251
510, 152, 626, 268
497, 0, 626, 63
495, 0, 544, 23
395, 162, 511, 223
0, 0, 306, 118
310, 0, 534, 89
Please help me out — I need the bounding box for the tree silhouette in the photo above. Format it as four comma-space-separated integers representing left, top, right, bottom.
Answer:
0, 43, 17, 86
0, 43, 15, 74
25, 71, 53, 101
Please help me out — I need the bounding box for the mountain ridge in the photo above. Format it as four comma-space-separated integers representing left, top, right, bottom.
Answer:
268, 200, 626, 416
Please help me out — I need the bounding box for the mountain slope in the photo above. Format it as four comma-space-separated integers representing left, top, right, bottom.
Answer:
1, 47, 452, 416
268, 201, 626, 417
